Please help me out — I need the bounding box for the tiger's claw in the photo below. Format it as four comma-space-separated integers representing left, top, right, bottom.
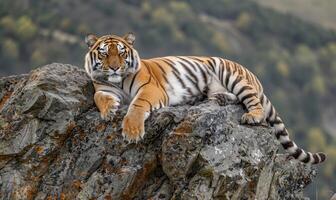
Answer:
241, 112, 263, 125
121, 113, 145, 143
94, 91, 120, 121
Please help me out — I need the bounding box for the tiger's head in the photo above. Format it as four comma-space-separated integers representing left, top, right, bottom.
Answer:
84, 33, 140, 84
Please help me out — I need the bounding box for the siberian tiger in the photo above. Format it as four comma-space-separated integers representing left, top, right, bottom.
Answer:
84, 33, 326, 164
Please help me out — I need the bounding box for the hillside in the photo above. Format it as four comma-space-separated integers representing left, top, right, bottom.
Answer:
0, 0, 336, 198
253, 0, 336, 31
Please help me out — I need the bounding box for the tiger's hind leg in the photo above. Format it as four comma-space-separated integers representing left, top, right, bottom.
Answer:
233, 82, 265, 125
210, 90, 264, 125
241, 106, 264, 125
207, 77, 239, 106
207, 73, 264, 124
219, 71, 265, 125
208, 92, 239, 106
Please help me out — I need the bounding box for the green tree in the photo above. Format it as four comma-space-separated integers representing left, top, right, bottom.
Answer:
211, 32, 231, 54
0, 16, 16, 33
310, 75, 326, 96
308, 128, 326, 152
235, 12, 252, 30
291, 45, 319, 87
276, 61, 289, 78
31, 49, 47, 66
2, 38, 19, 59
15, 16, 37, 40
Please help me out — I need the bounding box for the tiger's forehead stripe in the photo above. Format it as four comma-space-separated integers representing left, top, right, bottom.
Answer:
90, 36, 131, 51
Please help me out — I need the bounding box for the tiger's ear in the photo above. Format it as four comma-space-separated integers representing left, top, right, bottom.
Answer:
85, 34, 98, 48
123, 32, 135, 45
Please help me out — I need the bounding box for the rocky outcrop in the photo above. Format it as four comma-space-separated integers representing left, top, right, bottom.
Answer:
0, 64, 316, 200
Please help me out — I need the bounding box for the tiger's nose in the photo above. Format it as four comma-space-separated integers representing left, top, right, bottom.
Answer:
109, 67, 119, 72
102, 67, 117, 72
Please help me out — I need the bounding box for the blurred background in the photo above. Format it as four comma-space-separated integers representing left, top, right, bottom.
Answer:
0, 0, 335, 198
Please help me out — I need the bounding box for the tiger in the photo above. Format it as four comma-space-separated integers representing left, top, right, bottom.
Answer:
84, 32, 326, 164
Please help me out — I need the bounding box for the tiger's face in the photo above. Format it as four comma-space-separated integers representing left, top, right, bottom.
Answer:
84, 33, 140, 84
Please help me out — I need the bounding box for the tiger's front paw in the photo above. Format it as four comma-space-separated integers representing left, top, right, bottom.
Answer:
122, 113, 145, 143
94, 92, 120, 120
101, 104, 119, 120
241, 111, 264, 125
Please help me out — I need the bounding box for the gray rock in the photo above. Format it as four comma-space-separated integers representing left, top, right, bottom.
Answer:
0, 64, 316, 200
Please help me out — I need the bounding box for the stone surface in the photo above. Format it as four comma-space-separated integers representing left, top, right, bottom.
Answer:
0, 64, 316, 200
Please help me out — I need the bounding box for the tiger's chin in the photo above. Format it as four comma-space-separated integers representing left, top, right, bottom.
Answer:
108, 75, 122, 83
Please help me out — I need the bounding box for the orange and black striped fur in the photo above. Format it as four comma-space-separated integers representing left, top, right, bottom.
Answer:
84, 33, 326, 164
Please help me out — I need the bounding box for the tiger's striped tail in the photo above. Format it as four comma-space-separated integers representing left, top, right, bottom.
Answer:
262, 94, 326, 164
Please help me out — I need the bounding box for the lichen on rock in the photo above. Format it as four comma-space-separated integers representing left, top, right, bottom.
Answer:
0, 64, 315, 200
